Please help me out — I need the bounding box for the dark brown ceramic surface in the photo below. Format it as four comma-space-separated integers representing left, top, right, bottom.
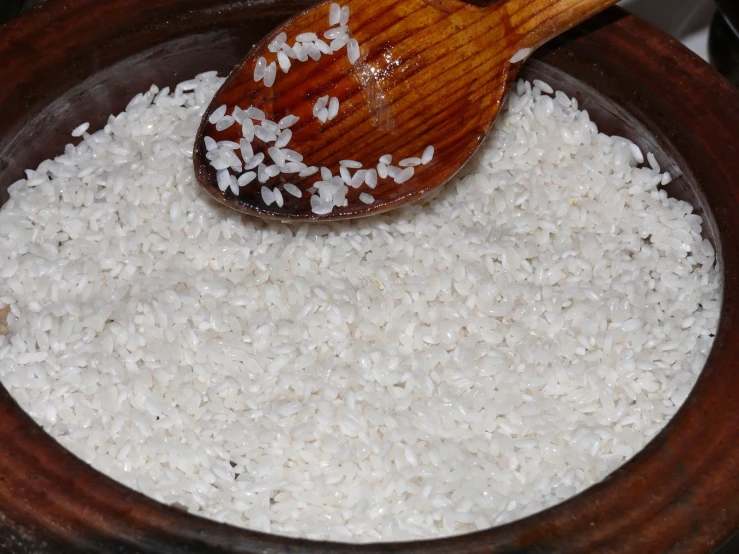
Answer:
1, 1, 738, 552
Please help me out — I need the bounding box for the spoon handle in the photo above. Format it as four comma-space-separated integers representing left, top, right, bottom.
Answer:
465, 0, 621, 50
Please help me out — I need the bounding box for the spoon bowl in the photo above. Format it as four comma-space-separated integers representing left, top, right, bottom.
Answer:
194, 0, 616, 220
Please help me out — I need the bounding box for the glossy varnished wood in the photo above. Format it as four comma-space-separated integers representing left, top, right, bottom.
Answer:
194, 0, 617, 221
1, 1, 739, 553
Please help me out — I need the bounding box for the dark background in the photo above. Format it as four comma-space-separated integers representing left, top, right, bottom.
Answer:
0, 1, 738, 553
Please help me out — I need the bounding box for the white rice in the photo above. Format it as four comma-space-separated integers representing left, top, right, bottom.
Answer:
329, 35, 349, 52
275, 129, 292, 149
296, 32, 318, 43
208, 104, 227, 124
292, 42, 308, 63
299, 166, 318, 177
339, 165, 352, 185
365, 169, 378, 189
327, 97, 340, 121
260, 119, 279, 134
246, 106, 266, 121
237, 171, 256, 187
350, 169, 366, 188
394, 166, 415, 184
399, 157, 422, 167
277, 51, 291, 73
71, 122, 90, 137
0, 71, 721, 544
273, 187, 284, 208
313, 95, 329, 117
268, 32, 287, 53
347, 38, 360, 65
284, 149, 303, 163
510, 48, 532, 64
533, 79, 554, 94
253, 57, 267, 82
630, 142, 645, 164
555, 90, 571, 107
329, 3, 341, 27
324, 27, 347, 40
263, 62, 277, 88
314, 39, 333, 55
422, 145, 434, 165
239, 139, 253, 160
280, 43, 296, 59
268, 147, 287, 167
260, 185, 275, 205
204, 136, 217, 151
278, 115, 299, 129
242, 119, 255, 141
284, 183, 302, 198
281, 162, 305, 174
253, 125, 275, 143
216, 168, 230, 191
214, 115, 235, 132
245, 152, 263, 169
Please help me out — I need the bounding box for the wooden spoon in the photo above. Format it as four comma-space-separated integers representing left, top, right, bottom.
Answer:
194, 0, 617, 221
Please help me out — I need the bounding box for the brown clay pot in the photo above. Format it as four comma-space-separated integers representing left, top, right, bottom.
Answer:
1, 1, 739, 552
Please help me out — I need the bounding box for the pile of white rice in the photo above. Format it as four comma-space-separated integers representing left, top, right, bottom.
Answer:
0, 71, 720, 542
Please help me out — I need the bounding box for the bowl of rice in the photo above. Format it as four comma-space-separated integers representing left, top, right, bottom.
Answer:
1, 0, 738, 552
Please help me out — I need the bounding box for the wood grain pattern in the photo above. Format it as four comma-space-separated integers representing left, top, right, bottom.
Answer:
194, 0, 617, 221
1, 1, 739, 553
